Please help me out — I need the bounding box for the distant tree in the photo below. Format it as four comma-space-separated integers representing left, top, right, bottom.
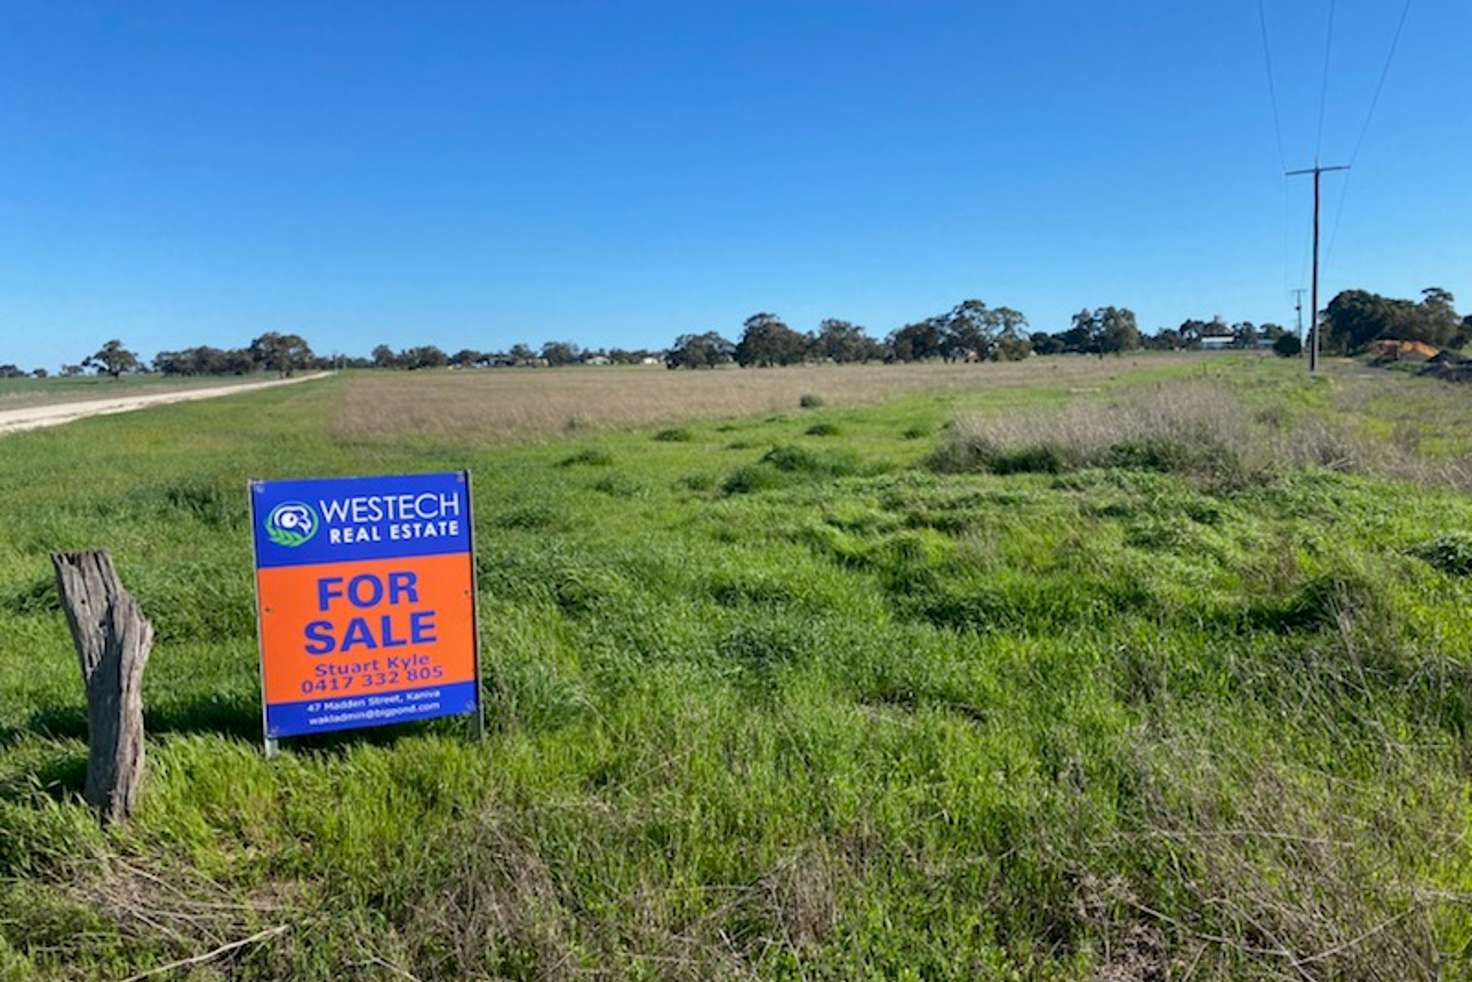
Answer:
155, 346, 249, 375
371, 344, 398, 369
1174, 319, 1207, 349
540, 341, 580, 367
935, 300, 999, 362
224, 348, 256, 373
1260, 323, 1286, 341
449, 348, 482, 367
887, 320, 944, 362
401, 345, 449, 370
812, 319, 875, 363
735, 313, 808, 367
83, 339, 140, 379
1141, 327, 1180, 351
666, 332, 735, 369
1422, 286, 1455, 307
60, 364, 83, 377
1417, 287, 1461, 347
509, 343, 536, 363
1272, 334, 1303, 358
32, 367, 48, 378
1029, 331, 1064, 355
1232, 321, 1259, 348
993, 307, 1030, 361
995, 331, 1032, 361
1058, 309, 1095, 354
249, 333, 314, 377
153, 350, 185, 375
1098, 307, 1141, 354
0, 364, 23, 378
607, 347, 658, 365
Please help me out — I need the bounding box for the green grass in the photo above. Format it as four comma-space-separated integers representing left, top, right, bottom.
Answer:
1, 357, 1471, 978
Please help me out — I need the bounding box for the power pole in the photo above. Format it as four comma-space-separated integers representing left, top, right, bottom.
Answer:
1286, 164, 1349, 372
1290, 288, 1306, 341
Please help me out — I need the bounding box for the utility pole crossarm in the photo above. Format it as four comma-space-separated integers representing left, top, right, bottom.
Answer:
1285, 165, 1350, 176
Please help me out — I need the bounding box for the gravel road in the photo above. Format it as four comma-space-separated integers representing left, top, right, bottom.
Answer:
0, 373, 332, 436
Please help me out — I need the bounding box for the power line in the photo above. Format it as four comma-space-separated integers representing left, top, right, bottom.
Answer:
1314, 0, 1337, 162
1345, 0, 1412, 168
1257, 0, 1288, 174
1258, 0, 1296, 300
1324, 0, 1413, 266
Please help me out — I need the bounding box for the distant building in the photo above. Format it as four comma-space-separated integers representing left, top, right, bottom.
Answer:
1200, 336, 1235, 350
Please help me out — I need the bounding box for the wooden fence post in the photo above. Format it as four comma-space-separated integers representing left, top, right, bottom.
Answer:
51, 550, 154, 823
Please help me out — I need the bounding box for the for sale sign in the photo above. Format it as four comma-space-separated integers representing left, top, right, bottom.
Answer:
249, 471, 481, 746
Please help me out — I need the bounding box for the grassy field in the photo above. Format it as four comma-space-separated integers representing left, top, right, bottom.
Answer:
331, 357, 1220, 444
1, 355, 1471, 979
0, 373, 266, 412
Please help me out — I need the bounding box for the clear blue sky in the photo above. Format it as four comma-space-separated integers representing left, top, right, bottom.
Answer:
2, 1, 1467, 368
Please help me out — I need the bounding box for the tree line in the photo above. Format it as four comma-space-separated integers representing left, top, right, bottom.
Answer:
1320, 287, 1470, 354
665, 302, 1295, 368
668, 302, 1037, 369
7, 285, 1463, 381
368, 343, 663, 370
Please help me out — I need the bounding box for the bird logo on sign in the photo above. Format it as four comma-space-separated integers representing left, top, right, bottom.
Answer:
265, 501, 319, 547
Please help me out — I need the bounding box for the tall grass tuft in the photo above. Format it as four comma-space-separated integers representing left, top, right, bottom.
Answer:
930, 383, 1258, 487
932, 380, 1472, 492
1413, 531, 1472, 576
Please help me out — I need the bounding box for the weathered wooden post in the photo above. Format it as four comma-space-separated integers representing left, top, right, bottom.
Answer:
51, 550, 154, 823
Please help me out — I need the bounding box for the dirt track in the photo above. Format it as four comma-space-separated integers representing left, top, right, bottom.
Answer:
0, 373, 331, 436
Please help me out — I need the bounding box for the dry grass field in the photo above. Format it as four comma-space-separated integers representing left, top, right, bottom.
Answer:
332, 355, 1222, 444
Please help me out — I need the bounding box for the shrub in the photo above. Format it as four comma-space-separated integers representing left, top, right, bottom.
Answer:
721, 464, 791, 495
721, 444, 866, 494
1273, 566, 1392, 632
1273, 334, 1303, 358
799, 393, 825, 409
654, 427, 693, 442
987, 443, 1071, 475
760, 444, 861, 477
676, 473, 715, 492
493, 504, 562, 530
805, 422, 841, 437
1413, 531, 1472, 576
557, 447, 613, 467
592, 473, 646, 498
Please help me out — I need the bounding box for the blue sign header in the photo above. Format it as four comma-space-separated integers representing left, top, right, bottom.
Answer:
250, 471, 471, 568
